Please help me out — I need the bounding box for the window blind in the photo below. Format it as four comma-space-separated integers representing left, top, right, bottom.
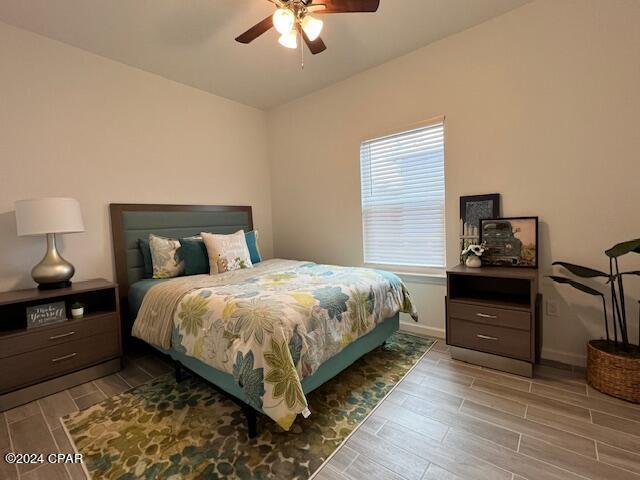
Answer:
360, 120, 445, 268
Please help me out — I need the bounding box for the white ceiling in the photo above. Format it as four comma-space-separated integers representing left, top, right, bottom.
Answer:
0, 0, 530, 109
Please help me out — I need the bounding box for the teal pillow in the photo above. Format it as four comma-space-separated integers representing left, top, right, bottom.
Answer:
245, 230, 262, 264
179, 238, 209, 275
138, 238, 153, 278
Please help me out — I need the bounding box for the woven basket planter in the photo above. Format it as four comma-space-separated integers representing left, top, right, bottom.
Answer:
587, 340, 640, 403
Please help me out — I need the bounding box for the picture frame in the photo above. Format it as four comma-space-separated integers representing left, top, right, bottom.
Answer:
479, 216, 539, 268
459, 194, 501, 261
460, 194, 501, 233
26, 301, 67, 328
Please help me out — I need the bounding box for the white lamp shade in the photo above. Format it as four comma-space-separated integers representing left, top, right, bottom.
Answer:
15, 197, 85, 236
301, 15, 323, 41
278, 30, 298, 49
273, 8, 295, 35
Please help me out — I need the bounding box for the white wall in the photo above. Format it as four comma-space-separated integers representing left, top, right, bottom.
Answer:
269, 0, 640, 365
0, 21, 273, 292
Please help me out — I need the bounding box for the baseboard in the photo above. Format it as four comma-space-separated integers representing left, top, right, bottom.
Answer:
400, 321, 445, 339
541, 347, 586, 368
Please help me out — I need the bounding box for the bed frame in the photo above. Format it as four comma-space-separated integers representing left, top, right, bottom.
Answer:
109, 203, 398, 438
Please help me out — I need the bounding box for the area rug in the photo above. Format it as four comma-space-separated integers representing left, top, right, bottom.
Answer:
63, 332, 434, 480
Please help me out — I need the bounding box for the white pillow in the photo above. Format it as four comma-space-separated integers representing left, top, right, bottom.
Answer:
201, 230, 253, 274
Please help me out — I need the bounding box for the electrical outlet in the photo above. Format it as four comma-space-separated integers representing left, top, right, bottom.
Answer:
546, 300, 559, 317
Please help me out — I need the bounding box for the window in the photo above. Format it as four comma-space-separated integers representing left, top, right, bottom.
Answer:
360, 119, 445, 269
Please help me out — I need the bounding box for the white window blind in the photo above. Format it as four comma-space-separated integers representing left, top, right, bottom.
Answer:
360, 120, 445, 268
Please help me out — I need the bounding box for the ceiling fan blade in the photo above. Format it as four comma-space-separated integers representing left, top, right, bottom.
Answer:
309, 0, 380, 14
235, 16, 274, 44
302, 31, 327, 55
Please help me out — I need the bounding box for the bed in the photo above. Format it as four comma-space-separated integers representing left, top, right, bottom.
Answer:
110, 203, 417, 437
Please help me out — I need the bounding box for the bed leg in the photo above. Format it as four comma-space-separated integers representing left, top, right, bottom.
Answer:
244, 406, 258, 439
175, 362, 184, 383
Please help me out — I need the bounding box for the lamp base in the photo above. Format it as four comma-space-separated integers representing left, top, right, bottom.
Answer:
31, 233, 75, 289
37, 281, 72, 291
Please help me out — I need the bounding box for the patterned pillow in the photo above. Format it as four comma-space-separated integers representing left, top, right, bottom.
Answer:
201, 230, 253, 274
149, 234, 184, 279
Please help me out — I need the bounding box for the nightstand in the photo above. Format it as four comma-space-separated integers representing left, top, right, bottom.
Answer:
446, 265, 541, 377
0, 279, 122, 410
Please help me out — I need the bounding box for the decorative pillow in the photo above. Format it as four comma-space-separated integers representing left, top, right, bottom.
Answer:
201, 230, 253, 274
180, 231, 261, 276
149, 234, 184, 279
179, 237, 209, 275
245, 230, 262, 265
138, 238, 153, 278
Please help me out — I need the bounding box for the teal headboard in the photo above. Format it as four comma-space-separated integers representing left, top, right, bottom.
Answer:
109, 204, 253, 330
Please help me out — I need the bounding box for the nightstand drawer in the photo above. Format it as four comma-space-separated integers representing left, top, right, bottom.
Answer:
448, 318, 531, 361
0, 330, 120, 393
448, 300, 530, 331
0, 312, 118, 359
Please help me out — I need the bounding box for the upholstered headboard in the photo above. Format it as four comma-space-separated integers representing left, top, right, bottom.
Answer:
109, 204, 253, 330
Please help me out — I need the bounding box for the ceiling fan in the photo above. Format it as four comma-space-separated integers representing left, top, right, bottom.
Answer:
235, 0, 380, 55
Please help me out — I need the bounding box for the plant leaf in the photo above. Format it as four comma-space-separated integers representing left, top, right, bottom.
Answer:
552, 262, 609, 278
605, 238, 640, 258
548, 276, 603, 296
612, 270, 640, 280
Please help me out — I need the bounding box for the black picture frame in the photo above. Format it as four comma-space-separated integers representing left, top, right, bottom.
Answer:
479, 216, 539, 268
460, 194, 501, 232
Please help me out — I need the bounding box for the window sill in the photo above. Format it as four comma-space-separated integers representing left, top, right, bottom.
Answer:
365, 263, 447, 284
395, 271, 446, 285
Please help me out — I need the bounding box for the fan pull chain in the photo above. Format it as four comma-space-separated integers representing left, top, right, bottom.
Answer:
300, 30, 305, 69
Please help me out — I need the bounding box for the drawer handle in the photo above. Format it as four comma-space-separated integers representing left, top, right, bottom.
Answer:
51, 353, 77, 363
49, 331, 76, 340
476, 313, 498, 319
477, 334, 499, 341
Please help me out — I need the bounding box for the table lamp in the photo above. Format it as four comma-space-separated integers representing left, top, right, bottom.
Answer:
15, 197, 85, 290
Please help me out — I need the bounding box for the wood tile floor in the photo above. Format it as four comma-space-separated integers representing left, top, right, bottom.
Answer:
2, 340, 639, 480
315, 340, 640, 480
0, 352, 172, 480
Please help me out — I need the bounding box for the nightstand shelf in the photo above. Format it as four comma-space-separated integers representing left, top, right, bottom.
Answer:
0, 279, 122, 410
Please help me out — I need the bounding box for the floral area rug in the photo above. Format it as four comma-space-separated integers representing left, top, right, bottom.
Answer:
63, 332, 434, 480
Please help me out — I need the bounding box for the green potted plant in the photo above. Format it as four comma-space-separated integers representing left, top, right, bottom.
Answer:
550, 238, 640, 403
71, 301, 84, 319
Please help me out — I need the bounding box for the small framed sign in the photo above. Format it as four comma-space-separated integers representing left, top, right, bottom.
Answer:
26, 301, 67, 328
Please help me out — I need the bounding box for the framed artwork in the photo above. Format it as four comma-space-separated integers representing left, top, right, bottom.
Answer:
460, 194, 501, 233
480, 216, 538, 268
459, 194, 501, 261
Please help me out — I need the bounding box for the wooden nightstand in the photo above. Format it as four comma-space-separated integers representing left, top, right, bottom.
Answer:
446, 265, 541, 377
0, 279, 122, 410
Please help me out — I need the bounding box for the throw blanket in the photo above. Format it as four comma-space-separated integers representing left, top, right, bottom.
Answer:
133, 259, 418, 430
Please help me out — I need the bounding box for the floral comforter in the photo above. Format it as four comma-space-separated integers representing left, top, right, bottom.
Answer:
133, 259, 417, 430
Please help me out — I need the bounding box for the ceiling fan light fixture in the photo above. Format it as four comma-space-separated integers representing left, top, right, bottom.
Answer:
278, 30, 298, 49
273, 8, 295, 35
301, 15, 323, 41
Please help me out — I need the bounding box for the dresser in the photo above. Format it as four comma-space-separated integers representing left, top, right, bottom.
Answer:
446, 265, 541, 377
0, 279, 122, 410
